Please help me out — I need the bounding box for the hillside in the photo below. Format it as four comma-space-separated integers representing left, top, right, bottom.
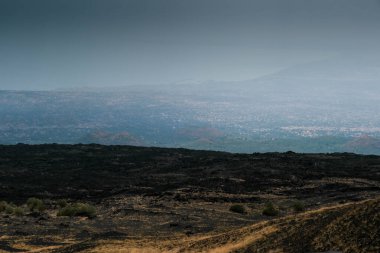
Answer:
86, 198, 379, 253
0, 144, 379, 252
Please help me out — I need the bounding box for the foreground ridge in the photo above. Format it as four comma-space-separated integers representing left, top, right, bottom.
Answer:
0, 145, 379, 253
54, 198, 379, 253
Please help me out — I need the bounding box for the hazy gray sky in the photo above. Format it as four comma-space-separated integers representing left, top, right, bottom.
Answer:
1, 0, 380, 90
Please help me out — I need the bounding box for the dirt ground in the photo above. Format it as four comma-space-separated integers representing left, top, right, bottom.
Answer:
0, 145, 379, 252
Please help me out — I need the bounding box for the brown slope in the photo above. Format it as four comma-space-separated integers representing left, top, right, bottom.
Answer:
76, 199, 379, 253
235, 199, 380, 253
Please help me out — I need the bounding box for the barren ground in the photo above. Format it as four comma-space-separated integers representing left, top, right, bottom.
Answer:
0, 144, 379, 252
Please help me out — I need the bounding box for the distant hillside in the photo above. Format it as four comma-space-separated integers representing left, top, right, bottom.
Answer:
344, 135, 380, 154
79, 130, 144, 146
1, 83, 380, 154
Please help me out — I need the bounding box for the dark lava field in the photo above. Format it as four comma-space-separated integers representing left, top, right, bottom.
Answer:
0, 144, 379, 253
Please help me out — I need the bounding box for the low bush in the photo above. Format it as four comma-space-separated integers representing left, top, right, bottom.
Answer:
0, 201, 8, 212
14, 207, 25, 216
57, 205, 76, 217
27, 197, 45, 212
0, 201, 15, 214
229, 204, 246, 214
57, 203, 96, 218
292, 200, 305, 212
262, 203, 279, 216
1, 201, 25, 216
5, 204, 15, 214
57, 199, 68, 208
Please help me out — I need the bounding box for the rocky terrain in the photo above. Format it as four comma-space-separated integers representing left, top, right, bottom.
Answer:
0, 144, 379, 252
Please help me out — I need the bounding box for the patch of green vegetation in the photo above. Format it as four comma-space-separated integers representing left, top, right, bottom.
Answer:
292, 200, 305, 212
0, 201, 8, 212
5, 205, 15, 214
1, 200, 27, 216
27, 197, 45, 212
262, 203, 279, 216
229, 204, 246, 214
57, 203, 96, 218
1, 202, 17, 215
13, 207, 25, 216
57, 199, 68, 208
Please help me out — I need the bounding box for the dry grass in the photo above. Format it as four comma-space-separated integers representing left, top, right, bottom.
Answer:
1, 199, 378, 253
79, 198, 379, 253
0, 199, 380, 253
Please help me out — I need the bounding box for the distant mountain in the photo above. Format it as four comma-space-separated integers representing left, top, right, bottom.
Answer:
344, 135, 380, 154
177, 127, 224, 140
1, 78, 380, 154
79, 130, 144, 146
232, 54, 380, 97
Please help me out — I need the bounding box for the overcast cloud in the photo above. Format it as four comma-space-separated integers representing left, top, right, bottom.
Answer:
1, 0, 380, 90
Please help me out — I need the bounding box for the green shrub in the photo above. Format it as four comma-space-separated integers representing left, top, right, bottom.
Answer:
5, 204, 15, 214
262, 203, 278, 216
0, 201, 14, 214
229, 204, 246, 214
14, 207, 25, 216
57, 199, 68, 208
0, 201, 8, 212
57, 203, 96, 218
57, 205, 76, 217
27, 197, 45, 212
292, 200, 305, 212
1, 201, 26, 216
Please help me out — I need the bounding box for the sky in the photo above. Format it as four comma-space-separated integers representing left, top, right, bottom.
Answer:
1, 0, 380, 90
